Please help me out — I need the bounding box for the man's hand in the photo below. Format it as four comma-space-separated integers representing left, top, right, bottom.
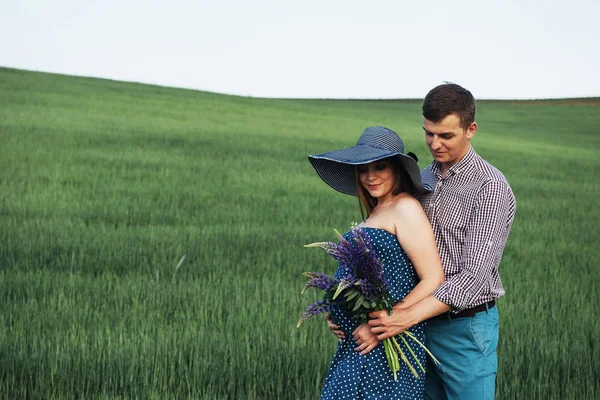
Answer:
326, 314, 345, 342
352, 324, 379, 355
368, 307, 415, 341
369, 296, 451, 340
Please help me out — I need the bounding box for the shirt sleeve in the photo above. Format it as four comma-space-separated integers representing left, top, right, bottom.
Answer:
432, 180, 516, 311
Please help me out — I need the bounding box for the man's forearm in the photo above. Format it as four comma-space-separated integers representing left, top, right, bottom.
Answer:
400, 295, 451, 327
370, 295, 452, 340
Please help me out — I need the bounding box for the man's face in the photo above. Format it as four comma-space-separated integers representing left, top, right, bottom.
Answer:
423, 113, 476, 168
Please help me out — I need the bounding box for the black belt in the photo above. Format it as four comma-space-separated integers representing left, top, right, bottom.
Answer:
434, 300, 495, 320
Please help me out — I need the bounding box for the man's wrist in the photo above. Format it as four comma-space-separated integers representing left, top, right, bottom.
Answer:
408, 296, 452, 323
391, 303, 420, 329
406, 304, 423, 328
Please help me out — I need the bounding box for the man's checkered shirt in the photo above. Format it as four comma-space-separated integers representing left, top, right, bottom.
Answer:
418, 147, 516, 312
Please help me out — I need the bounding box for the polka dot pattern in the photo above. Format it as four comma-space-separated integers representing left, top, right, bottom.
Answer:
321, 228, 426, 400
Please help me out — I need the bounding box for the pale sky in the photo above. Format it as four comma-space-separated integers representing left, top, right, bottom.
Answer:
1, 0, 599, 99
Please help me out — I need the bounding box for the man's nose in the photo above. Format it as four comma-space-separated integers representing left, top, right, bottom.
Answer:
430, 135, 442, 150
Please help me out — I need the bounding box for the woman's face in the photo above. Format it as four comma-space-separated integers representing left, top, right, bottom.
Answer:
357, 160, 396, 202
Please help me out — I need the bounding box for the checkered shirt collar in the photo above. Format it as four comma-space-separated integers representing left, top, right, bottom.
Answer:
431, 146, 476, 178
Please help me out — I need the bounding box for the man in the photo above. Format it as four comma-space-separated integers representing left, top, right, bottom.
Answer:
367, 83, 516, 399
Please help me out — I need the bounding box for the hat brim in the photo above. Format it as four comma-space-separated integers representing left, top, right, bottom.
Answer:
308, 144, 433, 196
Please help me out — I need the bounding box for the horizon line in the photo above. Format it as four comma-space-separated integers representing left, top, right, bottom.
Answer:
2, 65, 599, 102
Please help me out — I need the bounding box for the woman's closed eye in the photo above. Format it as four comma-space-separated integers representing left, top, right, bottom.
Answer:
374, 162, 388, 171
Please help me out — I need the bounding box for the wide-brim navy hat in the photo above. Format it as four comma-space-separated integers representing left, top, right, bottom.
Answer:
308, 126, 434, 196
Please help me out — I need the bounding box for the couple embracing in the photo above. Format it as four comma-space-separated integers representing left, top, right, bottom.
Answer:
307, 83, 516, 400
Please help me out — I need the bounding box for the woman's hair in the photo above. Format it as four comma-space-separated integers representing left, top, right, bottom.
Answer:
355, 156, 416, 221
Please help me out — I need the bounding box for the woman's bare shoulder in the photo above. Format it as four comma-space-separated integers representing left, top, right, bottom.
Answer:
391, 193, 424, 214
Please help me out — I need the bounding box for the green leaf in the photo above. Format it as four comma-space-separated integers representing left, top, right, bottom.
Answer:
356, 294, 364, 305
345, 290, 359, 301
332, 283, 346, 300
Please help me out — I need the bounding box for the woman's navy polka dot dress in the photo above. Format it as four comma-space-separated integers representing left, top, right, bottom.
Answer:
321, 228, 426, 400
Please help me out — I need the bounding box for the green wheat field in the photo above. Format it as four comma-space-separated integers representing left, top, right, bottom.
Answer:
0, 67, 598, 399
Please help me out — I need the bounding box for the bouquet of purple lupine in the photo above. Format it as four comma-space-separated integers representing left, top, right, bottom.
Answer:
297, 224, 439, 380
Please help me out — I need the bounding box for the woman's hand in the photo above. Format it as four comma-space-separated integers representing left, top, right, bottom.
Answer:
326, 314, 345, 342
353, 323, 379, 355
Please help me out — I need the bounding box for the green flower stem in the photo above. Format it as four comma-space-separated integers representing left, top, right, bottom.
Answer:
404, 331, 441, 366
392, 336, 419, 378
400, 334, 425, 374
383, 338, 399, 381
383, 339, 391, 378
390, 339, 399, 371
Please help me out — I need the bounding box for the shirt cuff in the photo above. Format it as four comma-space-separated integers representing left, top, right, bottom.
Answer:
432, 281, 468, 313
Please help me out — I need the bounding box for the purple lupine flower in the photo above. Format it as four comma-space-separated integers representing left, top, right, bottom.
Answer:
300, 225, 436, 380
302, 225, 392, 308
359, 248, 387, 285
328, 236, 354, 274
302, 272, 339, 294
304, 239, 355, 277
332, 276, 361, 299
344, 227, 389, 300
357, 281, 381, 300
297, 300, 331, 327
304, 241, 337, 252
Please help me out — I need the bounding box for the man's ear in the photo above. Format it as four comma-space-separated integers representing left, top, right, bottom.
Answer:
466, 122, 477, 140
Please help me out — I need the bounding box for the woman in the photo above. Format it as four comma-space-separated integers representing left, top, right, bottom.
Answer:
308, 126, 444, 399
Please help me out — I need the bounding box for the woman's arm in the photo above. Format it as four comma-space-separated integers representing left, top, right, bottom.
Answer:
359, 196, 445, 352
365, 197, 446, 342
392, 196, 445, 308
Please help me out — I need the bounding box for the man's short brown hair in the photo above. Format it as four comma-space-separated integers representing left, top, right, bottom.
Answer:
422, 83, 476, 129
